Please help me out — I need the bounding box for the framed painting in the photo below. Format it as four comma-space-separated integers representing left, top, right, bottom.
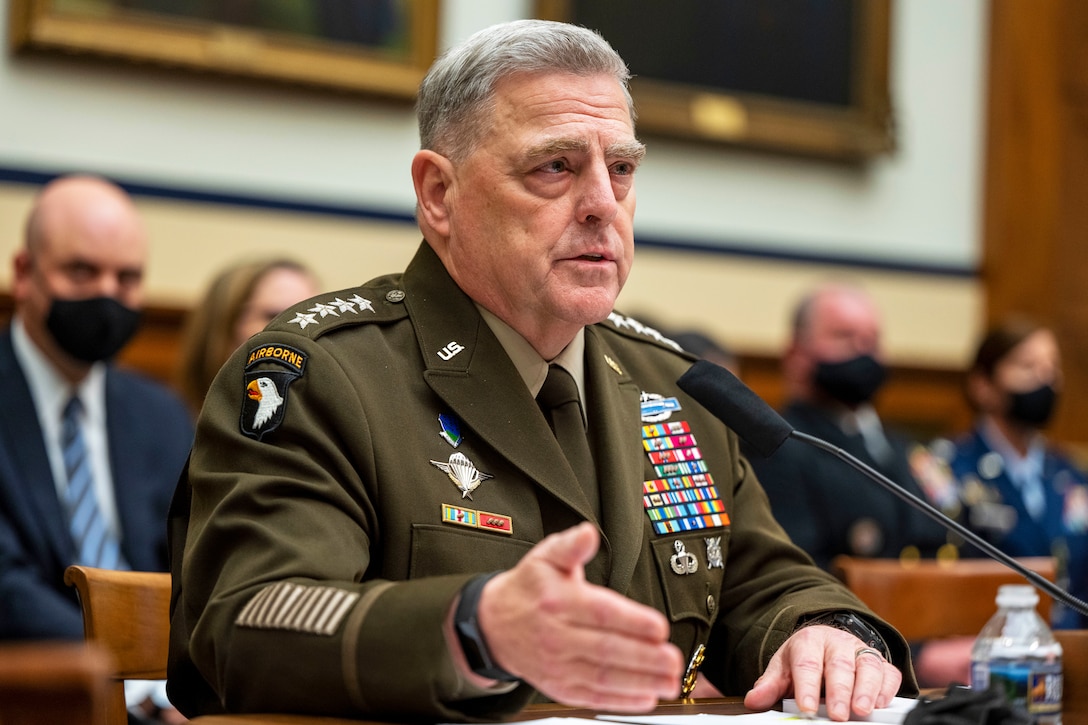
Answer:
8, 0, 440, 99
536, 0, 895, 161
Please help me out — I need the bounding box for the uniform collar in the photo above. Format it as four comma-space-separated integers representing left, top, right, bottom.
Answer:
475, 305, 587, 412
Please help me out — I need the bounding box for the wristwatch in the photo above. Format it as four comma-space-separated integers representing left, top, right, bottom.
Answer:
801, 611, 890, 659
453, 572, 521, 682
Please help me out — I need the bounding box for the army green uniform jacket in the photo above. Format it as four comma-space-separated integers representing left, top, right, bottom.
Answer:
168, 242, 914, 721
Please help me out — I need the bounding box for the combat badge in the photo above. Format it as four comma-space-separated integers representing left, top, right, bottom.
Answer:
240, 343, 307, 441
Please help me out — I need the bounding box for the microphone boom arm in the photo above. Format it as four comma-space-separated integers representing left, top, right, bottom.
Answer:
791, 430, 1088, 618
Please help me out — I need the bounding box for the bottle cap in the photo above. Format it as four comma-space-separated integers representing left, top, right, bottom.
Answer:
995, 583, 1039, 608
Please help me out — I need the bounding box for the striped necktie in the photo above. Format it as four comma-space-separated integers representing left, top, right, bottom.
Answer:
536, 364, 599, 515
62, 395, 123, 569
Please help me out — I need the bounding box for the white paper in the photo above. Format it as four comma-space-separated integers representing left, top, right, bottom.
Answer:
597, 712, 794, 724
782, 696, 918, 723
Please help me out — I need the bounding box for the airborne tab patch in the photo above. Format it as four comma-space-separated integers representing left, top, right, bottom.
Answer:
246, 344, 308, 374
240, 343, 307, 441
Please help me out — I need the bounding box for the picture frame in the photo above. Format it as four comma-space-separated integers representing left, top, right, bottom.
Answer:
535, 0, 895, 161
8, 0, 440, 100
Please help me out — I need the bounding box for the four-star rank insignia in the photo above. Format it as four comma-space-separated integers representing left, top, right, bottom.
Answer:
240, 343, 307, 441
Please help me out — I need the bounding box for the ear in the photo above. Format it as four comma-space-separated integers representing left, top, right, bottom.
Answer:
412, 150, 455, 241
781, 339, 808, 387
11, 249, 33, 302
966, 369, 999, 413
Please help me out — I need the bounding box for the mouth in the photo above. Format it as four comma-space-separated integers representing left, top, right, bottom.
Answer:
574, 252, 606, 262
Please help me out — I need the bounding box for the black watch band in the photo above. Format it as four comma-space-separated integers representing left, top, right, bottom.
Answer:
800, 611, 890, 659
454, 572, 520, 682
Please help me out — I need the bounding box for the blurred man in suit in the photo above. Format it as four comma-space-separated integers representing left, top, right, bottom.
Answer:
0, 175, 193, 721
747, 282, 971, 686
748, 282, 950, 568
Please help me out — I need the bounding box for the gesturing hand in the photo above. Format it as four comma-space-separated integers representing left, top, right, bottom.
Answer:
479, 522, 684, 712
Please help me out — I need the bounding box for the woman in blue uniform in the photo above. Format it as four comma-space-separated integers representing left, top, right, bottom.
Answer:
945, 317, 1088, 628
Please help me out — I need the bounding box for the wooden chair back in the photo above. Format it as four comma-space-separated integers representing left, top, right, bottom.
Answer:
1056, 629, 1088, 721
64, 565, 172, 725
830, 555, 1057, 641
0, 642, 112, 725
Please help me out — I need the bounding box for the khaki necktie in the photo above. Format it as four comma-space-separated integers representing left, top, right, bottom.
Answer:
536, 364, 599, 514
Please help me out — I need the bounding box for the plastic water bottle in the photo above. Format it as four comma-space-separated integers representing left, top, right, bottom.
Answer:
970, 584, 1063, 724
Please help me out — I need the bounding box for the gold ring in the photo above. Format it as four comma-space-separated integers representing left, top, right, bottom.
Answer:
855, 647, 883, 661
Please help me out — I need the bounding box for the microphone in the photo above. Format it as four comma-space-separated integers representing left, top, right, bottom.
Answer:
676, 359, 1088, 619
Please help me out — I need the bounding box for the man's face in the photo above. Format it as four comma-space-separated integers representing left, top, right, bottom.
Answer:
800, 291, 882, 365
14, 185, 147, 361
435, 72, 644, 356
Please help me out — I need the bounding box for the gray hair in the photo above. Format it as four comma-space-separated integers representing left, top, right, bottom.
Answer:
417, 19, 634, 163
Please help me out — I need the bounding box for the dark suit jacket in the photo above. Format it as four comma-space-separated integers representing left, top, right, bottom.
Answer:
0, 328, 194, 640
747, 400, 949, 571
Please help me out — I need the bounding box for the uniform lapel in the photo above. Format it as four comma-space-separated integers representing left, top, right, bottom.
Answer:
584, 328, 645, 594
403, 245, 595, 521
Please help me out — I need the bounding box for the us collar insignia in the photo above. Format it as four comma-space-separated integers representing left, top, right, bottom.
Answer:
604, 354, 623, 376
240, 343, 307, 441
438, 413, 463, 448
430, 452, 493, 499
640, 391, 682, 422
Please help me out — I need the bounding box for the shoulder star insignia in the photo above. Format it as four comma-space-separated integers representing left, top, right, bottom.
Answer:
289, 312, 318, 329
349, 294, 375, 313
308, 302, 339, 318
329, 297, 357, 314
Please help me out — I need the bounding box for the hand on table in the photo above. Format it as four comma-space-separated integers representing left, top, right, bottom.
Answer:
744, 623, 902, 722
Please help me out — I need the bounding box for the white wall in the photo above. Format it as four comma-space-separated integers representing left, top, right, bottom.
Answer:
0, 0, 987, 365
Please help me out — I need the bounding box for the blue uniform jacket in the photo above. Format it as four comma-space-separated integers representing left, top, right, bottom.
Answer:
947, 427, 1088, 628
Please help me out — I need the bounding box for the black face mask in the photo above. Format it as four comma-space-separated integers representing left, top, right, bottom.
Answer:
46, 296, 141, 363
813, 354, 888, 407
1005, 383, 1058, 428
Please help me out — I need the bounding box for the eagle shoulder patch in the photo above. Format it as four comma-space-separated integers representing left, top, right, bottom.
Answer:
240, 343, 307, 441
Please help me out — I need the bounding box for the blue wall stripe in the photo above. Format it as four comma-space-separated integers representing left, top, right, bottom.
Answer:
0, 164, 976, 278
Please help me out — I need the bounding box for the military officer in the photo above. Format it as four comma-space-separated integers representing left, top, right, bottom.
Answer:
167, 19, 914, 723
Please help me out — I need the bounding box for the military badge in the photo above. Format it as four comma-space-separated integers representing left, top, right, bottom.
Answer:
978, 451, 1004, 480
240, 344, 306, 441
1064, 484, 1088, 534
430, 452, 493, 499
640, 391, 682, 422
705, 536, 723, 569
438, 413, 463, 448
670, 539, 699, 575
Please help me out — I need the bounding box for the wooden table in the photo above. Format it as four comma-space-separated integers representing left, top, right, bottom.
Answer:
191, 697, 756, 724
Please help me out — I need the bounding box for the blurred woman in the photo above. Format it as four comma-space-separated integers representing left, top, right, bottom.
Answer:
944, 316, 1088, 628
174, 258, 319, 415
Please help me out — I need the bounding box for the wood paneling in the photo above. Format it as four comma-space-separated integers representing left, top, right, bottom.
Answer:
984, 0, 1088, 445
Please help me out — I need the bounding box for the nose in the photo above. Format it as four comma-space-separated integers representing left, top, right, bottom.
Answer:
576, 162, 619, 225
91, 274, 122, 299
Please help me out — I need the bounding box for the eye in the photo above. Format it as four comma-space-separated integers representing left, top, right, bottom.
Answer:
612, 160, 637, 176
64, 261, 97, 283
539, 159, 569, 174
